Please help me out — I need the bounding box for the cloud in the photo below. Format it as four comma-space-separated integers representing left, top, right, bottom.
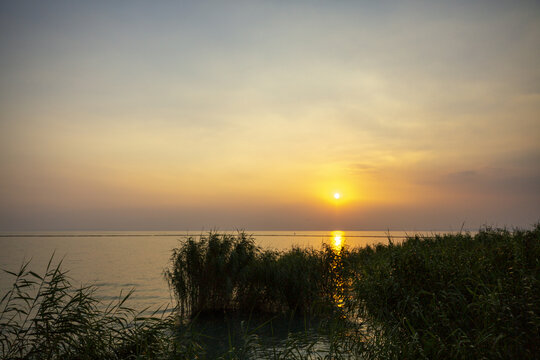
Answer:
446, 170, 478, 182
348, 163, 378, 173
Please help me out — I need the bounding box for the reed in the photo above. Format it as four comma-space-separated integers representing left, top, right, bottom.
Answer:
165, 232, 261, 316
348, 224, 540, 359
0, 255, 185, 360
165, 232, 345, 317
166, 225, 540, 358
2, 224, 539, 359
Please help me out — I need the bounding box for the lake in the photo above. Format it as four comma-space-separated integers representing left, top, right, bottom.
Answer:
0, 230, 446, 313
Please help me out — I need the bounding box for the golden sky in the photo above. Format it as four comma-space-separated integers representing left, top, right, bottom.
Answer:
1, 1, 539, 230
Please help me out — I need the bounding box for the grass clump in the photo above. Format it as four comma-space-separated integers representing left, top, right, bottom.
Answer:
165, 232, 345, 318
348, 224, 540, 359
4, 224, 539, 359
165, 232, 262, 317
0, 256, 193, 360
165, 226, 540, 358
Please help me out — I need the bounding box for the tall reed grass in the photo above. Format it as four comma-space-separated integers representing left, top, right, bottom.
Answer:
0, 256, 185, 360
166, 225, 540, 358
2, 224, 538, 359
348, 224, 540, 359
164, 232, 346, 317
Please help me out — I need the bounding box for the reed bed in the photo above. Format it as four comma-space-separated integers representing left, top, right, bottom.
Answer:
0, 256, 190, 360
348, 224, 540, 359
2, 224, 539, 359
164, 232, 345, 317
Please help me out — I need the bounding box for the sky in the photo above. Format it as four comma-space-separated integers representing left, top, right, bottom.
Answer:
1, 0, 539, 231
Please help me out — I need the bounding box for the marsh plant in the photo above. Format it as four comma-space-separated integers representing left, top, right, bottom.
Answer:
164, 232, 347, 318
0, 256, 186, 360
2, 225, 539, 359
348, 224, 540, 359
166, 226, 540, 359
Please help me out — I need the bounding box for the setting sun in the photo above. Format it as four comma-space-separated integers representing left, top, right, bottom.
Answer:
334, 193, 341, 199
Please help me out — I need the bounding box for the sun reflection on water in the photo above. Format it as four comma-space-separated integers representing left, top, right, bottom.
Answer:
331, 231, 344, 252
329, 231, 346, 309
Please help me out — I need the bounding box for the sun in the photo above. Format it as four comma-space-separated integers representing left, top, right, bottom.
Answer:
334, 192, 341, 199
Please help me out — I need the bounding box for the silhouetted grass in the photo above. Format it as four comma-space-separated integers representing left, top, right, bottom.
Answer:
164, 232, 345, 317
2, 224, 539, 359
166, 225, 540, 358
0, 255, 199, 360
348, 224, 540, 359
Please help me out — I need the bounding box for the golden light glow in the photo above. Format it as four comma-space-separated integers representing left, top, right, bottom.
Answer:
330, 230, 346, 309
331, 230, 344, 251
334, 192, 341, 199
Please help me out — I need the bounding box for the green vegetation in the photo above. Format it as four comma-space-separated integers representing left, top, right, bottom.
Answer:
0, 256, 190, 360
2, 224, 539, 359
164, 232, 345, 317
348, 225, 540, 359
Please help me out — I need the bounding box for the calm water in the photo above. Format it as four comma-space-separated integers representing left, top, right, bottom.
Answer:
0, 230, 444, 312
